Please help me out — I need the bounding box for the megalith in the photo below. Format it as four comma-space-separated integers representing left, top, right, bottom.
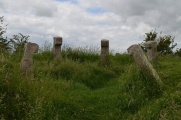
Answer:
145, 41, 158, 63
101, 39, 109, 64
20, 42, 39, 74
53, 37, 62, 60
127, 44, 163, 86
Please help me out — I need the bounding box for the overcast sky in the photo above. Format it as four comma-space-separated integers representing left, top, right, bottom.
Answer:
1, 0, 181, 52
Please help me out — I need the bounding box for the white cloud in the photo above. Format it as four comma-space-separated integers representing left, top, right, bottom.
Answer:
176, 16, 181, 22
0, 0, 181, 52
135, 22, 153, 35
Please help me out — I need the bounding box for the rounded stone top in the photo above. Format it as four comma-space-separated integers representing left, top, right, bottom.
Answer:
54, 37, 62, 45
144, 41, 157, 48
26, 42, 39, 53
54, 37, 62, 39
101, 39, 109, 47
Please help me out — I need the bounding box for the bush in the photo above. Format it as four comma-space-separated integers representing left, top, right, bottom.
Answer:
0, 16, 11, 54
143, 30, 177, 55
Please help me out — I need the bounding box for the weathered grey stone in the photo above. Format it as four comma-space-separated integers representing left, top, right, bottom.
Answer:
127, 44, 163, 86
0, 53, 5, 62
101, 39, 109, 64
101, 40, 109, 47
20, 42, 39, 74
53, 37, 62, 59
145, 41, 158, 63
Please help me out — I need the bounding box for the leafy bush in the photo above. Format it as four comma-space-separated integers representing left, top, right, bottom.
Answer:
0, 16, 11, 54
0, 16, 29, 56
175, 48, 181, 57
143, 30, 177, 55
10, 33, 29, 54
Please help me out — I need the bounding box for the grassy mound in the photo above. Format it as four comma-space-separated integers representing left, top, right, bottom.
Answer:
0, 47, 181, 119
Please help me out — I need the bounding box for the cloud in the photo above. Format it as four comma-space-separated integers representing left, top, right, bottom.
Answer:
78, 0, 181, 47
0, 0, 57, 17
1, 0, 181, 52
77, 0, 180, 28
0, 0, 3, 7
33, 2, 57, 17
56, 0, 78, 4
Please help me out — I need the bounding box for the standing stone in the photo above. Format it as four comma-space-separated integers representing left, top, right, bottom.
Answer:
145, 41, 158, 63
20, 42, 39, 74
0, 53, 5, 62
53, 37, 62, 60
101, 39, 109, 64
127, 44, 163, 86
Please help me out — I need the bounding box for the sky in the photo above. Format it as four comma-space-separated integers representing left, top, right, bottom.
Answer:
0, 0, 181, 52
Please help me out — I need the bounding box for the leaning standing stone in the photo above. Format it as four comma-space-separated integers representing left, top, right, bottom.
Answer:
127, 44, 163, 86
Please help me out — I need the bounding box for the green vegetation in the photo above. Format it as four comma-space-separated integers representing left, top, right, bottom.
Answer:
142, 30, 177, 55
0, 16, 10, 54
0, 47, 181, 120
0, 16, 181, 119
0, 16, 28, 56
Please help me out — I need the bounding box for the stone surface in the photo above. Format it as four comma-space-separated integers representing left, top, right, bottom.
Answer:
101, 39, 109, 64
20, 42, 39, 74
101, 40, 109, 47
145, 41, 158, 63
53, 37, 62, 59
127, 44, 163, 86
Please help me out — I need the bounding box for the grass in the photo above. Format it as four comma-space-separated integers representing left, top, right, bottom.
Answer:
0, 46, 181, 120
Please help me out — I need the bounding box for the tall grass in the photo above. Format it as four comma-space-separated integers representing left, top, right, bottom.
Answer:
0, 46, 181, 119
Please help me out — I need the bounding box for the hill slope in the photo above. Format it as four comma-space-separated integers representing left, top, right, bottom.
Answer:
0, 48, 181, 120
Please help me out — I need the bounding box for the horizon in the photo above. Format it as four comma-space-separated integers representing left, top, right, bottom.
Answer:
1, 0, 181, 52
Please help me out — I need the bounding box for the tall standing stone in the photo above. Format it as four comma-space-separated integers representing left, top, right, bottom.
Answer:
101, 39, 109, 64
145, 41, 158, 63
53, 37, 62, 60
20, 42, 39, 74
127, 44, 163, 86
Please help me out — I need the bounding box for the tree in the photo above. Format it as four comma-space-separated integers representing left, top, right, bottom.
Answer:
143, 30, 177, 55
175, 48, 181, 57
157, 35, 176, 55
10, 33, 29, 54
144, 31, 157, 42
0, 16, 11, 54
0, 16, 29, 55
